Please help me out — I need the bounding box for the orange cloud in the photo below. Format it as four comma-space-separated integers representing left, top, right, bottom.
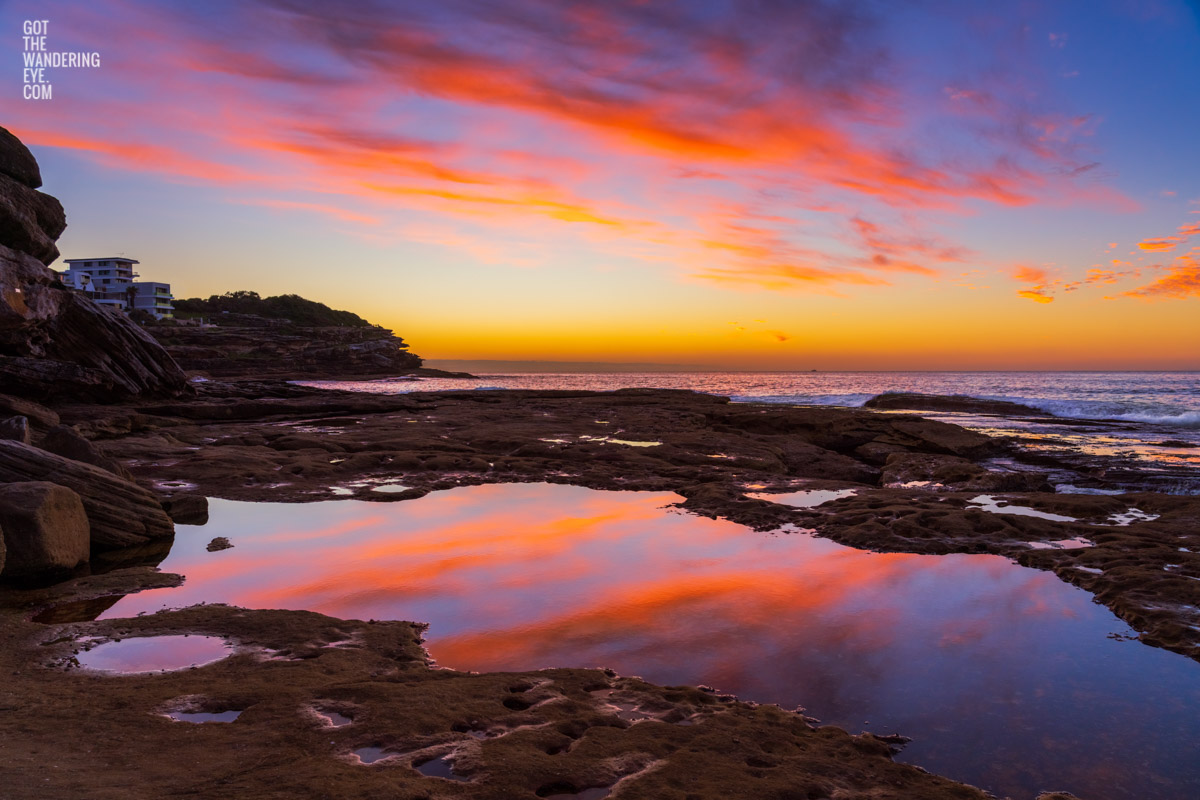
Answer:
11, 0, 1133, 306
1137, 238, 1182, 252
1122, 251, 1200, 299
1017, 289, 1054, 304
1012, 265, 1051, 284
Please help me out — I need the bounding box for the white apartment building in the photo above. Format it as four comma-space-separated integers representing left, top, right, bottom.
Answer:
59, 257, 175, 319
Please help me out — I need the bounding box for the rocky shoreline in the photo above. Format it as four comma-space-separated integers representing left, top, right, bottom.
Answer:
9, 381, 1200, 798
4, 124, 1192, 799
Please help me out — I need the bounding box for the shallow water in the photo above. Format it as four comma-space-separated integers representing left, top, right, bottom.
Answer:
76, 635, 231, 673
747, 488, 856, 508
415, 753, 469, 781
101, 484, 1200, 800
165, 710, 241, 723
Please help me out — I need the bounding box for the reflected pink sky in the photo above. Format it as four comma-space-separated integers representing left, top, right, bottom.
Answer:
102, 483, 1200, 800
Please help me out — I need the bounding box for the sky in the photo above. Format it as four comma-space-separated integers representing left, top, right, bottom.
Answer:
3, 0, 1199, 369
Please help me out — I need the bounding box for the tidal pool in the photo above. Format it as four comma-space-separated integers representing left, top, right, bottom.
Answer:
76, 635, 231, 674
102, 484, 1200, 800
165, 710, 241, 723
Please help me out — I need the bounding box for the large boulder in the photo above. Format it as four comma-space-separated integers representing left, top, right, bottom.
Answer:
0, 126, 42, 188
0, 481, 89, 581
0, 172, 65, 265
0, 439, 173, 549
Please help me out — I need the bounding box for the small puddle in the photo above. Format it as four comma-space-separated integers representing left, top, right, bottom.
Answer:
165, 710, 241, 723
747, 488, 857, 508
1055, 484, 1126, 496
1026, 537, 1095, 550
75, 635, 232, 673
968, 495, 1078, 522
1105, 508, 1160, 526
414, 753, 469, 782
315, 709, 353, 727
353, 747, 394, 764
154, 479, 198, 491
370, 484, 411, 494
579, 435, 661, 447
885, 480, 944, 490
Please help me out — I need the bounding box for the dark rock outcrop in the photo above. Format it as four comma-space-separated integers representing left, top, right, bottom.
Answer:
0, 392, 58, 428
0, 244, 190, 400
0, 481, 89, 580
863, 392, 1044, 416
0, 415, 30, 444
0, 440, 173, 550
0, 127, 41, 188
40, 424, 132, 479
0, 172, 65, 265
0, 126, 188, 401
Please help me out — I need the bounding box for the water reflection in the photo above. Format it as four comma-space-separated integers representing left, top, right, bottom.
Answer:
77, 635, 231, 673
102, 484, 1200, 800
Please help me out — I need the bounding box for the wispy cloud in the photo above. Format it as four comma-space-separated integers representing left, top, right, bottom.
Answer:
10, 0, 1129, 294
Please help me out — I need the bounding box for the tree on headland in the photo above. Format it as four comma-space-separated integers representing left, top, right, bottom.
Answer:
173, 291, 374, 328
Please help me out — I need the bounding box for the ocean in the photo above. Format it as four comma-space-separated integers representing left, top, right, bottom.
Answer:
301, 371, 1200, 493
305, 370, 1200, 425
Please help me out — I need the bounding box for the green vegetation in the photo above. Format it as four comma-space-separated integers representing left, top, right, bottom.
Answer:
172, 291, 373, 328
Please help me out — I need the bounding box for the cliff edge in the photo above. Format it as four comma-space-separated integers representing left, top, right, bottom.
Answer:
0, 126, 187, 401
